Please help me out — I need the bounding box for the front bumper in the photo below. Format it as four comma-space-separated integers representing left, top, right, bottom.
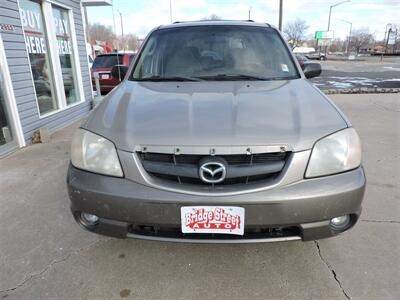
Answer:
67, 165, 366, 242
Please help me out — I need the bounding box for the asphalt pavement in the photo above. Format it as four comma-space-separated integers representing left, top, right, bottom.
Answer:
311, 56, 400, 90
0, 94, 399, 299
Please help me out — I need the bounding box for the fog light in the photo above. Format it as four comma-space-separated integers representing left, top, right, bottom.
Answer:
330, 215, 351, 230
80, 212, 99, 227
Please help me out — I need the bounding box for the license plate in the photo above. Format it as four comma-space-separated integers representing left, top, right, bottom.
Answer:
181, 206, 245, 235
101, 74, 110, 79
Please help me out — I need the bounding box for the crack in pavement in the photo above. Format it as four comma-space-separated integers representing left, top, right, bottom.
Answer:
0, 238, 110, 296
314, 241, 351, 300
360, 219, 400, 224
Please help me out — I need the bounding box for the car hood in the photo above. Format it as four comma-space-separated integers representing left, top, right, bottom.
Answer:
83, 79, 348, 152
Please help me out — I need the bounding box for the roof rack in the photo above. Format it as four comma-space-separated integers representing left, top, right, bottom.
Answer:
173, 20, 257, 24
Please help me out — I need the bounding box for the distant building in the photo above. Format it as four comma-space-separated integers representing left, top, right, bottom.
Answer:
359, 44, 376, 53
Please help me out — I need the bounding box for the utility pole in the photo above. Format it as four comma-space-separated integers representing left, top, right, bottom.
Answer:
248, 7, 252, 20
119, 12, 124, 51
383, 23, 392, 54
328, 0, 350, 31
383, 25, 389, 44
327, 6, 332, 31
385, 28, 392, 54
170, 0, 173, 23
347, 22, 352, 54
279, 0, 283, 31
326, 0, 350, 55
112, 3, 117, 50
381, 24, 391, 61
341, 20, 352, 54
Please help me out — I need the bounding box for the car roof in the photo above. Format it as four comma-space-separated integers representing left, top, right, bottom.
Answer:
158, 20, 273, 30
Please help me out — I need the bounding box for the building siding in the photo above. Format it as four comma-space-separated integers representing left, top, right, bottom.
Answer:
0, 0, 91, 143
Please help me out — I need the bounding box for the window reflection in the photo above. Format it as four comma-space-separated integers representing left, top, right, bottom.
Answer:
52, 5, 79, 105
20, 0, 58, 115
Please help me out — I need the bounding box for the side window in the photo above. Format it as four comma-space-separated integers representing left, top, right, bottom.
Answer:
132, 38, 156, 78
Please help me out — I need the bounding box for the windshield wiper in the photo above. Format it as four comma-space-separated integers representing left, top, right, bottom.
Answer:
267, 76, 299, 81
135, 75, 201, 82
196, 74, 269, 81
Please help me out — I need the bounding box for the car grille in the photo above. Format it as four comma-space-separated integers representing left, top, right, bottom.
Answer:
127, 224, 301, 241
137, 151, 290, 187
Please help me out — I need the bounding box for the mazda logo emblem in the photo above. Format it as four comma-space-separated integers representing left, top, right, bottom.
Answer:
199, 159, 227, 184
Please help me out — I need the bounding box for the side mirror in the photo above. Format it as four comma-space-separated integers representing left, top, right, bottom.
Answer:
111, 65, 129, 81
303, 63, 322, 79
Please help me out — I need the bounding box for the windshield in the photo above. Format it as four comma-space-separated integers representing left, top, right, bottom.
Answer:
131, 25, 299, 81
93, 54, 123, 69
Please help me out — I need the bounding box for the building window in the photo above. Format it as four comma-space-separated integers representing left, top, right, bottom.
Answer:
19, 0, 84, 117
19, 0, 58, 115
52, 5, 79, 105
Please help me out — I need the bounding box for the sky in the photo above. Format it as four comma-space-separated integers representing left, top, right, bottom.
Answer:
86, 0, 400, 41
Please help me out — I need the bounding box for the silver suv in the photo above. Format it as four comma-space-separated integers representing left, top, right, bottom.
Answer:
67, 21, 365, 242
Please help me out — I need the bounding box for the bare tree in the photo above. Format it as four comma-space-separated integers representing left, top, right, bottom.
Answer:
350, 28, 375, 53
386, 24, 400, 53
395, 30, 400, 52
329, 39, 346, 53
304, 38, 317, 49
118, 33, 140, 51
283, 19, 309, 48
202, 14, 222, 21
88, 23, 116, 44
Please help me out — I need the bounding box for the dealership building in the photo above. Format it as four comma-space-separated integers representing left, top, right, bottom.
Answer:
0, 0, 109, 156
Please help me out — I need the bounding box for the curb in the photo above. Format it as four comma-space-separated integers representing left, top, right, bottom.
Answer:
322, 87, 400, 94
324, 58, 366, 62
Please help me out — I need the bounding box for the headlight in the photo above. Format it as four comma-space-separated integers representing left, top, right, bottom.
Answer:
71, 129, 123, 177
305, 128, 362, 178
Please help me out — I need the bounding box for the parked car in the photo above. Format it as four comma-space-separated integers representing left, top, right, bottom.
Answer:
91, 53, 135, 94
295, 54, 322, 73
68, 21, 365, 243
295, 54, 309, 69
305, 51, 327, 61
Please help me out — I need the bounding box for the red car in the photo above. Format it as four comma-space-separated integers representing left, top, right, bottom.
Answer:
91, 53, 135, 94
295, 54, 309, 69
